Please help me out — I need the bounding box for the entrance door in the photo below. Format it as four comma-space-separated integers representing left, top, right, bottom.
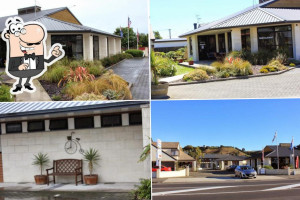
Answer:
198, 35, 216, 60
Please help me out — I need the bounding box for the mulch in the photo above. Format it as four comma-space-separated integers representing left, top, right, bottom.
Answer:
39, 80, 72, 101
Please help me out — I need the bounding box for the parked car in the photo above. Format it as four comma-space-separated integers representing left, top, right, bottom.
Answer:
226, 165, 237, 172
152, 165, 172, 172
235, 165, 257, 179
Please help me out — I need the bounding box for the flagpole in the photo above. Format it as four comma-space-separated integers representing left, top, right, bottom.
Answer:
276, 132, 279, 170
128, 27, 129, 50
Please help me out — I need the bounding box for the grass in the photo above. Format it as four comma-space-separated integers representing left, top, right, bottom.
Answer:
175, 64, 194, 76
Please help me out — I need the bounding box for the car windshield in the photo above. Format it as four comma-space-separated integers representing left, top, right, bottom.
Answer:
240, 166, 251, 170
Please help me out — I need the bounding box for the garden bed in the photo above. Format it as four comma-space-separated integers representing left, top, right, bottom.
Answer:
39, 80, 71, 101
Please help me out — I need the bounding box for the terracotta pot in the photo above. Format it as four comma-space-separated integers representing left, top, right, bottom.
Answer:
34, 175, 47, 185
179, 59, 183, 63
84, 174, 98, 185
189, 61, 194, 65
151, 81, 169, 99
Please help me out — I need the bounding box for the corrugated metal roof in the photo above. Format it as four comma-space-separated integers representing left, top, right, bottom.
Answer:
179, 0, 300, 37
0, 101, 148, 118
265, 146, 300, 157
0, 7, 120, 38
212, 8, 282, 29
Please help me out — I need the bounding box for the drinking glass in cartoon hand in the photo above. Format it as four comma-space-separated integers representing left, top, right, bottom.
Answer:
1, 17, 65, 94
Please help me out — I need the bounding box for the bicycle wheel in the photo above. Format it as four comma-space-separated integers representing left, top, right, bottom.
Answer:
65, 140, 77, 154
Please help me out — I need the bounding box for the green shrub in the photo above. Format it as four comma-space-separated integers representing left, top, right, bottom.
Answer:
165, 51, 176, 59
155, 56, 177, 77
260, 68, 269, 73
183, 69, 209, 81
197, 66, 216, 76
88, 65, 105, 76
52, 95, 62, 101
290, 63, 296, 67
268, 59, 287, 71
263, 165, 273, 169
40, 65, 68, 83
131, 179, 151, 200
0, 84, 13, 102
228, 51, 242, 59
232, 60, 253, 76
125, 49, 144, 57
100, 53, 133, 68
103, 89, 124, 100
211, 61, 224, 71
252, 49, 276, 65
216, 71, 230, 78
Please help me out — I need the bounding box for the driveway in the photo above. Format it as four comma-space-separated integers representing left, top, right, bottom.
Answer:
167, 68, 300, 99
112, 58, 149, 100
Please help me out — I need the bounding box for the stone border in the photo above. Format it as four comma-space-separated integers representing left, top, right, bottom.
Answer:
169, 67, 296, 86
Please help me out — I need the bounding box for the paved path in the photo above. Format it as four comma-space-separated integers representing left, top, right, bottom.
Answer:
168, 68, 300, 99
112, 58, 149, 100
153, 178, 300, 200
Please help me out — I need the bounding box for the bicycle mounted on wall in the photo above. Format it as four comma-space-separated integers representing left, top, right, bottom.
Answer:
65, 132, 84, 154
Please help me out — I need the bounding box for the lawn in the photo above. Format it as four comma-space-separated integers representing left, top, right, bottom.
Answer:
175, 64, 194, 76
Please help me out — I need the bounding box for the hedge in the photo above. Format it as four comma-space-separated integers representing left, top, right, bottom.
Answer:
125, 49, 144, 57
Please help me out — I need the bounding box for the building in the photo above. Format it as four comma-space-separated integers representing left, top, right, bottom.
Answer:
0, 101, 150, 183
154, 38, 187, 52
0, 6, 122, 65
248, 143, 300, 169
201, 154, 248, 170
151, 142, 196, 171
180, 0, 300, 61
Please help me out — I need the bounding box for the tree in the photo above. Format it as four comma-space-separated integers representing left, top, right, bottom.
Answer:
114, 27, 137, 49
154, 31, 162, 39
183, 145, 204, 167
139, 33, 148, 47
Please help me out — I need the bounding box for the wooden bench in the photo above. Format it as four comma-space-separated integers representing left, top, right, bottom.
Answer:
46, 159, 83, 186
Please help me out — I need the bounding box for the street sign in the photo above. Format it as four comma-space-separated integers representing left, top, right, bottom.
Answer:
157, 139, 162, 149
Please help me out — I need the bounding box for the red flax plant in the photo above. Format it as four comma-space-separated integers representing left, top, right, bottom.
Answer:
58, 66, 95, 87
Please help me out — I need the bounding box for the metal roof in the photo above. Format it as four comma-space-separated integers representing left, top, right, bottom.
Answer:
0, 101, 148, 118
204, 154, 248, 161
155, 38, 187, 42
0, 7, 120, 38
265, 145, 300, 157
179, 0, 300, 37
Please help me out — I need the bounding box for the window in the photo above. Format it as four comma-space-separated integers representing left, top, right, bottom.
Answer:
49, 119, 68, 130
227, 32, 232, 52
28, 120, 45, 132
258, 25, 293, 57
93, 36, 99, 60
75, 116, 94, 129
51, 35, 83, 59
241, 29, 251, 51
189, 37, 193, 55
171, 150, 179, 156
101, 114, 122, 127
218, 34, 226, 53
6, 122, 22, 133
129, 113, 142, 125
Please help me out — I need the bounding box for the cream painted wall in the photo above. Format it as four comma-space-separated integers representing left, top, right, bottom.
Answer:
108, 37, 116, 56
99, 35, 108, 59
292, 23, 300, 60
83, 33, 93, 60
250, 27, 258, 53
231, 28, 242, 51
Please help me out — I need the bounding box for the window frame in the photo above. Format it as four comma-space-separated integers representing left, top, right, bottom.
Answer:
27, 120, 45, 132
6, 122, 22, 134
75, 116, 94, 129
101, 114, 122, 127
129, 112, 142, 125
49, 118, 68, 131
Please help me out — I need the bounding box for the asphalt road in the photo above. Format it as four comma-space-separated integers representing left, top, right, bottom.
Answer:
153, 179, 300, 200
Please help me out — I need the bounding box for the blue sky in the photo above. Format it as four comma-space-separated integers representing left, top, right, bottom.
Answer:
150, 0, 260, 38
151, 100, 300, 151
1, 0, 148, 34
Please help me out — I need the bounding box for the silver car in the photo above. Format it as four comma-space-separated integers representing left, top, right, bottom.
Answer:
235, 165, 257, 179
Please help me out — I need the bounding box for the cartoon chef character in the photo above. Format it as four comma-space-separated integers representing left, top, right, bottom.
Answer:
1, 17, 65, 94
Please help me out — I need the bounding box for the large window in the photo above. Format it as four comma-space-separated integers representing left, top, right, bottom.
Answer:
258, 25, 293, 57
129, 113, 142, 125
51, 35, 83, 59
49, 119, 68, 131
227, 32, 232, 52
241, 29, 251, 51
218, 34, 226, 53
93, 36, 99, 60
28, 120, 45, 132
75, 116, 94, 129
101, 114, 122, 127
6, 122, 22, 133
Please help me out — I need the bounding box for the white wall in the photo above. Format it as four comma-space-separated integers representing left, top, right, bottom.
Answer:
292, 23, 300, 60
108, 37, 116, 56
231, 28, 242, 51
83, 33, 93, 61
1, 122, 148, 183
154, 41, 187, 48
99, 35, 108, 59
250, 27, 258, 53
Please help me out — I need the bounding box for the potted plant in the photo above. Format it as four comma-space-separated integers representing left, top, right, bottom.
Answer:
151, 51, 169, 99
188, 57, 194, 65
32, 152, 49, 185
178, 58, 184, 63
83, 148, 100, 185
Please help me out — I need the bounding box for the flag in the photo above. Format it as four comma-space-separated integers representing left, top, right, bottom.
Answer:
128, 17, 131, 28
290, 137, 294, 150
296, 156, 299, 169
272, 132, 277, 143
120, 27, 123, 37
137, 29, 139, 44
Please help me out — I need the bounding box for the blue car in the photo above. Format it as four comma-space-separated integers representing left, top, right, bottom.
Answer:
235, 165, 257, 179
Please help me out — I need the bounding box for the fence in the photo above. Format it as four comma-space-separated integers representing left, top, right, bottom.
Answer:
153, 167, 190, 178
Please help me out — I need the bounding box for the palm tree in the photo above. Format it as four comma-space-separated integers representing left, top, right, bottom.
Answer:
32, 152, 49, 175
83, 148, 100, 176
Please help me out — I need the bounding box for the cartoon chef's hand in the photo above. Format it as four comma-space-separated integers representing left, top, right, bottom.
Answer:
52, 46, 63, 58
18, 63, 28, 70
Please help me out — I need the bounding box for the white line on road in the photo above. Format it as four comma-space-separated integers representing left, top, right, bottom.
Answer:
152, 186, 236, 196
264, 183, 300, 191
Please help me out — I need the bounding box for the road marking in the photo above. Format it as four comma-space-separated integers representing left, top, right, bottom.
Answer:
152, 186, 236, 196
264, 183, 300, 191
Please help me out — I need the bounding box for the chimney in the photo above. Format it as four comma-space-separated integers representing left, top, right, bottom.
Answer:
18, 6, 41, 15
193, 23, 197, 30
